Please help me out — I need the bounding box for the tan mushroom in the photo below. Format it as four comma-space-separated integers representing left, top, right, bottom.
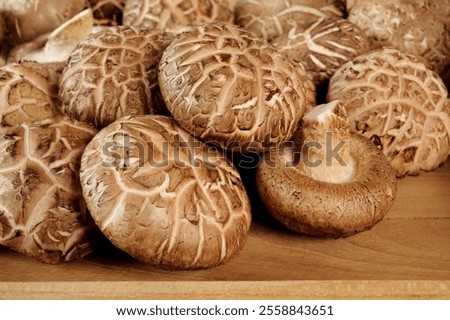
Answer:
0, 0, 86, 46
0, 61, 61, 126
80, 115, 251, 269
0, 116, 99, 263
158, 23, 311, 153
234, 0, 346, 42
123, 0, 234, 33
347, 0, 450, 74
0, 15, 6, 67
271, 16, 371, 87
256, 100, 397, 237
87, 0, 126, 26
8, 9, 94, 66
327, 47, 450, 177
59, 26, 174, 129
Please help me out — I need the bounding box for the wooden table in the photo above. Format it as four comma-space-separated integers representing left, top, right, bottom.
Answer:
1, 160, 449, 300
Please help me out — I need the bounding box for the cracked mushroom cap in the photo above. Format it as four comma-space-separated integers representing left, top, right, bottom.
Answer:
327, 47, 450, 177
158, 23, 311, 153
234, 0, 346, 42
271, 16, 371, 87
256, 100, 397, 237
0, 116, 99, 263
123, 0, 233, 32
0, 0, 86, 46
0, 61, 62, 127
59, 26, 174, 129
80, 115, 251, 270
347, 0, 450, 74
87, 0, 126, 26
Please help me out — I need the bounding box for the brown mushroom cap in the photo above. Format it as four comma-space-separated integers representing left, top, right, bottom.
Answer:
234, 0, 346, 42
0, 0, 86, 46
0, 116, 99, 263
347, 0, 450, 74
0, 61, 62, 126
158, 23, 311, 153
256, 100, 397, 237
59, 26, 174, 129
87, 0, 126, 26
271, 16, 371, 86
80, 115, 251, 270
123, 0, 233, 32
327, 47, 450, 177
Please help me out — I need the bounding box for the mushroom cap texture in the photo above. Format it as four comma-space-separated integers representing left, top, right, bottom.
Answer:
0, 61, 62, 126
59, 26, 174, 129
87, 0, 126, 26
0, 116, 99, 263
328, 47, 450, 177
271, 16, 370, 86
158, 23, 311, 153
256, 124, 397, 237
123, 0, 233, 32
0, 0, 86, 45
234, 0, 346, 42
80, 115, 252, 270
347, 0, 450, 74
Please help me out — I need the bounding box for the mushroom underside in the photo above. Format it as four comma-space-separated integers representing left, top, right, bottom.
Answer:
256, 135, 397, 237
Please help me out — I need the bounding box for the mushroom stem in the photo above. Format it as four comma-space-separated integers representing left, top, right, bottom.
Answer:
256, 99, 398, 237
297, 100, 356, 183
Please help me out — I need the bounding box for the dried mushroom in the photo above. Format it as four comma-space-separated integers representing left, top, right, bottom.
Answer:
88, 0, 126, 26
328, 47, 450, 177
0, 116, 99, 263
59, 26, 173, 129
348, 0, 450, 74
271, 16, 370, 86
0, 0, 86, 46
0, 15, 5, 67
8, 9, 94, 66
80, 115, 251, 270
123, 0, 233, 32
0, 61, 61, 126
234, 0, 346, 42
158, 23, 311, 153
256, 100, 397, 237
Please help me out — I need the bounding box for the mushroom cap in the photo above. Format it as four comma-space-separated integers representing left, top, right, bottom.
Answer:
347, 0, 450, 74
158, 23, 311, 153
0, 61, 62, 126
59, 26, 174, 129
0, 0, 86, 45
87, 0, 126, 26
123, 0, 233, 32
234, 0, 346, 42
327, 47, 450, 177
271, 16, 371, 86
80, 115, 251, 270
0, 115, 99, 263
7, 9, 94, 65
256, 101, 397, 237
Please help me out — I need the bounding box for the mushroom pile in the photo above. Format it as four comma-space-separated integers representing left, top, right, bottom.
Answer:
0, 0, 449, 268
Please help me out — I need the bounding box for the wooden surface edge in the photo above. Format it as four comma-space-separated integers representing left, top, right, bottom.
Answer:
1, 280, 449, 300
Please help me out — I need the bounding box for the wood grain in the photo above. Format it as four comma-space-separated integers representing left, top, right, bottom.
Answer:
1, 281, 449, 300
0, 160, 449, 299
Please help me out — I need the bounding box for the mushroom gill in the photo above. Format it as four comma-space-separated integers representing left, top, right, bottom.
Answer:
256, 100, 397, 237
